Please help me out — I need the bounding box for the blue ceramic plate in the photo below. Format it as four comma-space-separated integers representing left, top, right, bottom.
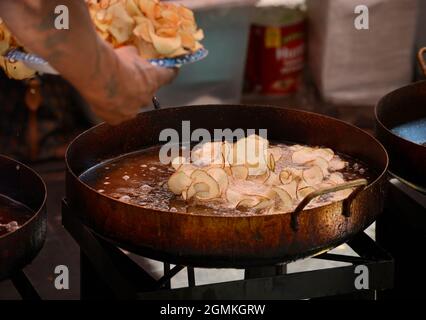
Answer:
5, 49, 59, 75
149, 48, 208, 68
4, 47, 208, 75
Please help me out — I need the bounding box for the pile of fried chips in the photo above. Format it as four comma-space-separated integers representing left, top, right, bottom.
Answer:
87, 0, 204, 59
0, 0, 204, 79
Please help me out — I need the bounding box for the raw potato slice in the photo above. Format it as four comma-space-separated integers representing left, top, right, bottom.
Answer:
329, 172, 345, 185
288, 168, 303, 179
226, 188, 244, 206
178, 164, 196, 176
193, 182, 212, 200
221, 141, 232, 167
264, 172, 280, 186
231, 165, 249, 180
231, 135, 269, 176
190, 170, 220, 199
182, 189, 188, 200
297, 186, 316, 200
279, 169, 293, 184
302, 166, 324, 186
329, 158, 347, 171
249, 170, 270, 184
224, 166, 232, 176
313, 148, 334, 162
187, 182, 210, 200
292, 148, 317, 164
186, 183, 197, 200
236, 197, 264, 209
268, 147, 282, 162
267, 153, 276, 171
281, 179, 298, 200
207, 167, 229, 194
272, 187, 293, 209
191, 142, 223, 167
171, 156, 187, 171
308, 157, 329, 177
254, 199, 275, 210
167, 171, 191, 195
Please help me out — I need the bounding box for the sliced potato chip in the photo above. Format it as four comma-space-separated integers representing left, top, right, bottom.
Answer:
133, 16, 154, 43
329, 158, 347, 171
279, 169, 293, 184
264, 171, 280, 186
226, 188, 244, 207
236, 198, 259, 209
267, 153, 276, 171
149, 27, 182, 55
190, 170, 220, 199
138, 0, 158, 19
297, 186, 316, 200
178, 164, 196, 176
313, 148, 334, 162
171, 156, 187, 171
268, 147, 282, 162
231, 165, 249, 180
329, 172, 345, 185
106, 2, 135, 44
272, 186, 293, 209
292, 147, 317, 165
207, 167, 229, 195
253, 199, 274, 210
280, 179, 298, 200
307, 157, 329, 177
302, 165, 324, 186
167, 171, 191, 195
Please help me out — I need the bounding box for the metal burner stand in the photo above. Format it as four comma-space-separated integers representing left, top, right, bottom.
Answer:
0, 271, 41, 300
377, 180, 426, 299
62, 200, 394, 300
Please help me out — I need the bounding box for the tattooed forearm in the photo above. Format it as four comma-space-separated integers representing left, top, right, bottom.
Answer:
0, 0, 120, 106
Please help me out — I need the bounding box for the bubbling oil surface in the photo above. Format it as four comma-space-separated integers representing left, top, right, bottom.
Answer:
80, 143, 374, 216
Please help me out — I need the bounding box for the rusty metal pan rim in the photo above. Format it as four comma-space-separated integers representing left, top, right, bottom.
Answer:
0, 154, 47, 240
375, 81, 426, 153
66, 104, 389, 219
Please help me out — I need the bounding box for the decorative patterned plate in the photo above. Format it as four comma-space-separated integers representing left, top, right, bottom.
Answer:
149, 48, 208, 68
5, 49, 59, 75
4, 47, 208, 75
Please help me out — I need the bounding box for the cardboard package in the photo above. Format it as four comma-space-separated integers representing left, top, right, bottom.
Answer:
307, 0, 418, 106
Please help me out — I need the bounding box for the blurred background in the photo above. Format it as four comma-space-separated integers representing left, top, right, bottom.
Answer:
0, 0, 424, 299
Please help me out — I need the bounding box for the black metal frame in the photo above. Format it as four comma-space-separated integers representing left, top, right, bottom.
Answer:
376, 180, 426, 299
0, 271, 41, 300
62, 199, 394, 300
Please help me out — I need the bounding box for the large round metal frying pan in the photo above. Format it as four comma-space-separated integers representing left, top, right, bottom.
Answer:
375, 48, 426, 193
66, 105, 388, 268
0, 155, 47, 281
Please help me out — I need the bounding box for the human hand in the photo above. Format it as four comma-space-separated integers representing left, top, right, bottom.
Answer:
86, 45, 177, 125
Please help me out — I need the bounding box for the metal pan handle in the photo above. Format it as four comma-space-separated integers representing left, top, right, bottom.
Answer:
417, 47, 426, 78
290, 178, 368, 231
